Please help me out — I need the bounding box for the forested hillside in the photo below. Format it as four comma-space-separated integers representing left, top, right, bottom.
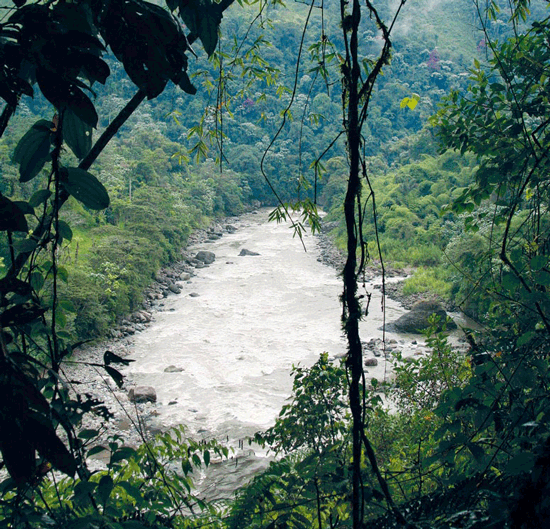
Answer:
0, 0, 493, 336
2, 0, 550, 527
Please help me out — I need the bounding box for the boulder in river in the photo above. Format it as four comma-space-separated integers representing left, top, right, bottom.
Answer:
195, 250, 216, 264
388, 300, 457, 334
128, 386, 157, 403
164, 365, 184, 373
239, 248, 260, 256
168, 283, 181, 294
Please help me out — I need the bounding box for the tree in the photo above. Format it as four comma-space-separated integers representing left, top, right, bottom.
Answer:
0, 0, 235, 520
420, 0, 550, 524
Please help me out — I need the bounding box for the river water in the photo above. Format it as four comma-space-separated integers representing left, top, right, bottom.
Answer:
120, 209, 426, 498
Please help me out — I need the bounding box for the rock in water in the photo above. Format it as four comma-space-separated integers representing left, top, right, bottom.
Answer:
168, 283, 181, 294
388, 300, 457, 334
164, 365, 184, 373
195, 250, 216, 264
128, 386, 157, 403
239, 248, 260, 256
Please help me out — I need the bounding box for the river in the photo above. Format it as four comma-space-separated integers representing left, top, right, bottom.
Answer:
117, 209, 428, 499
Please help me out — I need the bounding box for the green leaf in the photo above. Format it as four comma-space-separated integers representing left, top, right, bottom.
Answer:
16, 238, 38, 253
110, 446, 137, 464
506, 452, 535, 475
530, 255, 548, 271
87, 445, 107, 457
59, 299, 76, 312
97, 474, 114, 506
117, 481, 143, 504
204, 449, 210, 466
63, 167, 110, 210
467, 442, 485, 462
57, 220, 73, 242
121, 522, 150, 529
517, 331, 536, 347
73, 480, 97, 507
63, 108, 92, 159
30, 271, 45, 291
534, 271, 550, 286
78, 429, 100, 440
28, 189, 52, 208
502, 272, 520, 291
13, 120, 53, 182
57, 266, 69, 283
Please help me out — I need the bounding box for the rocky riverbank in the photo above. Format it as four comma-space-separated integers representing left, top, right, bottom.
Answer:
65, 219, 245, 461
68, 214, 465, 467
315, 221, 407, 282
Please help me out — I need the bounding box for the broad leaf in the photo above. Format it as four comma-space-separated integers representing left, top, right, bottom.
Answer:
56, 219, 73, 242
175, 0, 220, 56
30, 414, 77, 477
0, 194, 29, 232
0, 419, 35, 485
97, 474, 114, 506
63, 108, 92, 159
37, 69, 98, 128
28, 189, 52, 208
176, 70, 197, 95
104, 366, 124, 388
13, 120, 53, 182
104, 350, 134, 366
63, 167, 110, 210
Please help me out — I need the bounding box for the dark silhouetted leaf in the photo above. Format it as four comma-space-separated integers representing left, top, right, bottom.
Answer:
78, 429, 99, 440
37, 69, 98, 128
63, 167, 110, 210
176, 70, 197, 95
28, 189, 52, 208
0, 194, 28, 232
12, 120, 53, 182
66, 87, 99, 129
56, 219, 73, 242
87, 445, 106, 457
0, 276, 33, 297
176, 0, 220, 56
97, 474, 114, 505
63, 109, 92, 159
110, 446, 137, 464
80, 53, 110, 85
0, 419, 35, 485
30, 415, 77, 477
1, 302, 46, 326
12, 201, 34, 215
104, 350, 134, 366
104, 366, 124, 388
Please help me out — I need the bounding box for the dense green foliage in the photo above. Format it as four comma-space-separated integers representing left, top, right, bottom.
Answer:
3, 0, 550, 527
